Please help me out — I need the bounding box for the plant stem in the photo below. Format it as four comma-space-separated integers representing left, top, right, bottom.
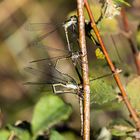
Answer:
77, 0, 91, 139
84, 0, 140, 131
121, 7, 140, 75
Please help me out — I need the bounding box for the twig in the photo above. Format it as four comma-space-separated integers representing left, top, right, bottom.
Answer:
77, 0, 91, 139
84, 0, 140, 131
121, 7, 140, 75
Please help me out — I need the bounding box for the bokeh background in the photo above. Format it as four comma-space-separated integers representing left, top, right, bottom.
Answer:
0, 0, 140, 133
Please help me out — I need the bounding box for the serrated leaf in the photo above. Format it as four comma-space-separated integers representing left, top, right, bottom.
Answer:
7, 124, 31, 140
126, 76, 140, 115
90, 79, 116, 105
50, 130, 65, 140
0, 130, 10, 140
31, 94, 72, 134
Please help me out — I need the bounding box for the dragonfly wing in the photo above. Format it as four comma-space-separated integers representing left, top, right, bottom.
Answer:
25, 56, 78, 84
24, 66, 68, 85
25, 22, 58, 31
29, 54, 70, 65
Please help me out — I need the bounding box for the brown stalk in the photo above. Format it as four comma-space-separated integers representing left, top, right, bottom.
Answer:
84, 0, 140, 131
77, 0, 91, 139
121, 8, 140, 75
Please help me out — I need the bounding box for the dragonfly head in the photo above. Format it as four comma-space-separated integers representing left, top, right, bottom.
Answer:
69, 15, 78, 21
64, 16, 78, 29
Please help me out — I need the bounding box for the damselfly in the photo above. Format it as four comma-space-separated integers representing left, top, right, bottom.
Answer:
25, 15, 105, 60
24, 63, 83, 96
25, 61, 121, 100
29, 44, 82, 68
26, 15, 78, 52
25, 59, 121, 136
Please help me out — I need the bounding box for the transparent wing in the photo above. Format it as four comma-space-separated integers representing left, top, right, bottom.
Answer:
29, 44, 71, 64
25, 63, 77, 86
25, 22, 61, 31
29, 54, 70, 64
24, 67, 66, 85
29, 27, 61, 46
25, 21, 62, 47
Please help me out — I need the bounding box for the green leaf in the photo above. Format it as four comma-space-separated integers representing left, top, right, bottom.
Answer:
90, 79, 116, 105
50, 130, 65, 140
136, 30, 140, 49
7, 124, 31, 140
50, 130, 81, 140
31, 94, 72, 134
61, 131, 81, 140
124, 137, 133, 140
0, 130, 10, 140
109, 119, 135, 137
68, 4, 120, 35
97, 127, 112, 140
126, 76, 140, 115
113, 0, 131, 6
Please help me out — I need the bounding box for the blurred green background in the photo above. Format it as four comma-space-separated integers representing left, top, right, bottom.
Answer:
0, 0, 140, 137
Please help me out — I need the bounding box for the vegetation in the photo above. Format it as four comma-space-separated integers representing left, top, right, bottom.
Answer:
0, 0, 140, 139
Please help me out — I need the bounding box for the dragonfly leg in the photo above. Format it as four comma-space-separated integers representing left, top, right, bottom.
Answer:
52, 83, 65, 94
64, 27, 71, 52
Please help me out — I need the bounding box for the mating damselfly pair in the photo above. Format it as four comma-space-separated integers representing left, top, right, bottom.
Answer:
24, 15, 122, 104
24, 15, 123, 136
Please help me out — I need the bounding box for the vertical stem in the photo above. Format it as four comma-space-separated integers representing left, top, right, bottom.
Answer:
74, 63, 84, 136
77, 0, 91, 139
79, 97, 84, 136
84, 0, 140, 131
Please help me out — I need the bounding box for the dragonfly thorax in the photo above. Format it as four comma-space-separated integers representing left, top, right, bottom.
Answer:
65, 83, 78, 90
71, 52, 81, 60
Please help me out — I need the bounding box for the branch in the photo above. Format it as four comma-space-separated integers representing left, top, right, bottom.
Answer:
77, 0, 91, 139
84, 0, 140, 131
